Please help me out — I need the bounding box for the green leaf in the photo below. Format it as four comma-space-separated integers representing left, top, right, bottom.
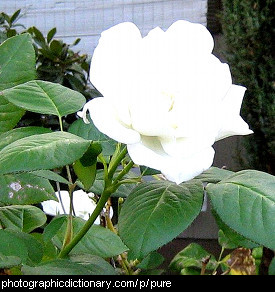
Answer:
195, 167, 234, 183
70, 254, 117, 275
0, 98, 25, 133
73, 160, 97, 191
0, 126, 52, 151
51, 217, 128, 258
207, 170, 275, 250
0, 205, 47, 233
0, 229, 43, 265
169, 243, 217, 273
2, 80, 86, 118
0, 229, 29, 263
80, 142, 102, 167
50, 39, 63, 56
10, 9, 21, 24
140, 166, 161, 176
180, 267, 201, 275
0, 33, 36, 90
11, 230, 43, 265
31, 26, 47, 49
31, 169, 70, 185
69, 118, 116, 157
47, 27, 57, 43
213, 211, 258, 249
118, 180, 204, 259
22, 258, 110, 275
269, 257, 275, 275
43, 216, 67, 242
0, 253, 21, 269
0, 131, 91, 174
137, 251, 164, 270
31, 233, 58, 261
0, 172, 56, 205
0, 33, 36, 133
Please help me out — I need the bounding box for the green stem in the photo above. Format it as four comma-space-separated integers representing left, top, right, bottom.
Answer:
108, 146, 128, 180
212, 246, 225, 275
58, 187, 112, 258
58, 146, 130, 259
58, 116, 64, 132
58, 115, 76, 249
113, 160, 134, 185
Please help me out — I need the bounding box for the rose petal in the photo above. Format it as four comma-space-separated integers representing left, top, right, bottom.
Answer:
90, 22, 142, 98
127, 136, 215, 184
166, 20, 214, 55
159, 135, 215, 158
216, 85, 253, 141
83, 97, 141, 145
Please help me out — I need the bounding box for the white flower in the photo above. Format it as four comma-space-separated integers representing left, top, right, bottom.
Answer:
79, 21, 253, 184
41, 189, 112, 223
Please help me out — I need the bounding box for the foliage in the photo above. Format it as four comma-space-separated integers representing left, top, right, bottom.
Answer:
0, 17, 274, 276
0, 9, 101, 131
220, 0, 275, 174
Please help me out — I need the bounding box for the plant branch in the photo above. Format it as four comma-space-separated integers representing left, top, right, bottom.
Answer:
58, 187, 112, 258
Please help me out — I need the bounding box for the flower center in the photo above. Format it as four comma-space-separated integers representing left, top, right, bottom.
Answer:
161, 91, 175, 112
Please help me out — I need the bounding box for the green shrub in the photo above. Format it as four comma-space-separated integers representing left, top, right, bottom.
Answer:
221, 0, 275, 174
0, 9, 101, 130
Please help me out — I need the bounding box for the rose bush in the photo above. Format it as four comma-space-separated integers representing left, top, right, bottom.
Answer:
0, 24, 274, 275
79, 20, 252, 183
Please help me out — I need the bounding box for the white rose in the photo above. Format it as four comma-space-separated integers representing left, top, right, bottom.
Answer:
79, 21, 252, 184
41, 189, 112, 223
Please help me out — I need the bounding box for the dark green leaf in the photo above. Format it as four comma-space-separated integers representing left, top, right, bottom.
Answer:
269, 257, 275, 275
0, 229, 43, 265
195, 167, 234, 183
22, 259, 102, 275
169, 243, 217, 272
69, 118, 116, 157
43, 215, 67, 242
31, 26, 47, 49
10, 10, 21, 24
0, 97, 25, 133
118, 180, 204, 259
2, 80, 86, 118
137, 251, 164, 270
0, 126, 52, 151
0, 131, 91, 174
0, 172, 56, 205
0, 253, 21, 268
0, 205, 47, 233
6, 29, 17, 38
80, 142, 102, 167
31, 169, 70, 185
0, 33, 36, 90
207, 170, 275, 250
73, 160, 97, 191
70, 254, 117, 275
140, 166, 161, 176
12, 230, 43, 265
0, 229, 29, 263
213, 211, 258, 249
31, 233, 58, 261
0, 33, 35, 133
47, 27, 57, 44
72, 38, 81, 46
52, 217, 128, 258
50, 39, 63, 56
